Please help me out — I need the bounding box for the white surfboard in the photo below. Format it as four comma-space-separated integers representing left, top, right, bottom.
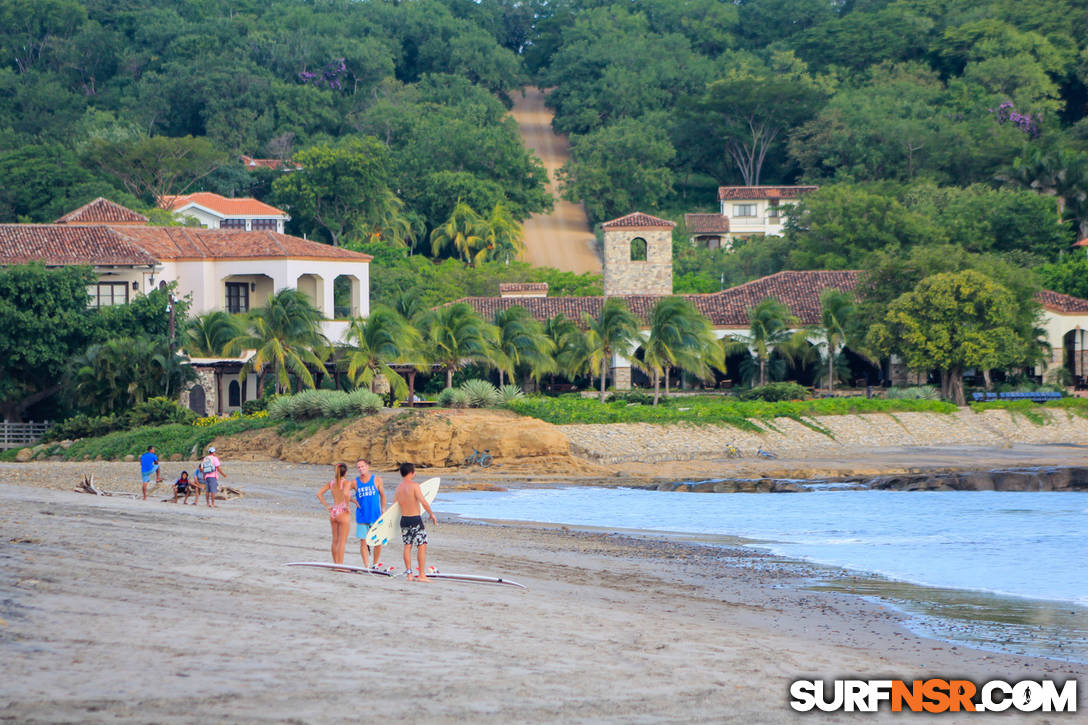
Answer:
408, 569, 527, 589
286, 562, 396, 576
364, 476, 440, 548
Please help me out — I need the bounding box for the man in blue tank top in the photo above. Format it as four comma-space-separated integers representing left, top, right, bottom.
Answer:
354, 459, 386, 569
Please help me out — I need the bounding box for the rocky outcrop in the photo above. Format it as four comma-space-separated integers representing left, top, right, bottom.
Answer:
208, 409, 578, 469
645, 467, 1088, 493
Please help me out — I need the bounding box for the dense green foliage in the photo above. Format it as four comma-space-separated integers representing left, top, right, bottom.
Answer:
505, 394, 957, 427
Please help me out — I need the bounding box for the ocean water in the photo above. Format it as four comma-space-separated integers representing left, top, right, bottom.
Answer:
435, 487, 1088, 606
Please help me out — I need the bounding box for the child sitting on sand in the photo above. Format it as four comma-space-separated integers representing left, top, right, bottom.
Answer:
172, 471, 195, 504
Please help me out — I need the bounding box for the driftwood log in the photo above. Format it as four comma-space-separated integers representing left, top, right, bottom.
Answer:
74, 474, 137, 499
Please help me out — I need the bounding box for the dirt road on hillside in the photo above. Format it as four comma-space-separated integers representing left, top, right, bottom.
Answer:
511, 87, 602, 274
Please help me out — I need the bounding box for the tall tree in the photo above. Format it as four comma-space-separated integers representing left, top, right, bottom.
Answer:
870, 270, 1026, 405
642, 296, 720, 405
727, 298, 799, 387
183, 311, 244, 357
492, 305, 555, 387
71, 337, 195, 416
421, 302, 497, 388
83, 135, 226, 204
810, 288, 866, 394
429, 200, 490, 265
584, 298, 641, 402
230, 289, 329, 395
694, 76, 824, 185
342, 305, 421, 400
0, 264, 97, 420
272, 136, 396, 246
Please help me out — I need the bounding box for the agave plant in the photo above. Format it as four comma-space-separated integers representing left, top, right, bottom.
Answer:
437, 387, 471, 408
499, 384, 525, 403
459, 379, 502, 408
345, 388, 383, 415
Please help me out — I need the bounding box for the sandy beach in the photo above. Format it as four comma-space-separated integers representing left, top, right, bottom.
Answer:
1, 461, 1084, 723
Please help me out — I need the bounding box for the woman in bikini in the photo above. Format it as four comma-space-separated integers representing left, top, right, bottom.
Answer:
316, 462, 355, 564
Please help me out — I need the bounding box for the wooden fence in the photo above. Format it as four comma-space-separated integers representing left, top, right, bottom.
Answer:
1, 421, 51, 450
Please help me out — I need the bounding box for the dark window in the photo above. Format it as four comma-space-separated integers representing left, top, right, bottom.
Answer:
220, 218, 246, 229
228, 380, 241, 407
630, 237, 647, 261
251, 219, 278, 230
226, 282, 249, 313
87, 282, 129, 308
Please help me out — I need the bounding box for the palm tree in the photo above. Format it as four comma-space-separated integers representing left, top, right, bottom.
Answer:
584, 298, 641, 402
183, 311, 244, 357
642, 297, 722, 405
365, 190, 420, 251
421, 302, 498, 388
342, 306, 422, 401
430, 200, 489, 265
544, 313, 590, 386
229, 289, 329, 395
493, 306, 555, 387
72, 337, 195, 415
484, 202, 525, 263
727, 297, 800, 387
809, 288, 866, 394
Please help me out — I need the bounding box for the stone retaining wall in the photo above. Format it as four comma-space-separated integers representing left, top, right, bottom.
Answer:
563, 409, 1088, 464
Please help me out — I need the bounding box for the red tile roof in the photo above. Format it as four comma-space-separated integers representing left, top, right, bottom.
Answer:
601, 212, 676, 230
684, 213, 730, 234
240, 155, 298, 171
0, 225, 159, 265
499, 282, 549, 295
457, 271, 861, 328
1035, 289, 1088, 313
55, 198, 149, 225
458, 270, 1088, 326
160, 192, 287, 218
718, 186, 819, 201
2, 201, 372, 265
108, 226, 371, 262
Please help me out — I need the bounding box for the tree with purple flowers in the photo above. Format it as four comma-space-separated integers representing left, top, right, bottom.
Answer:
298, 58, 347, 91
989, 101, 1039, 138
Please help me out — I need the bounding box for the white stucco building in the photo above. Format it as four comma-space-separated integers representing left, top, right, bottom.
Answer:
2, 198, 369, 344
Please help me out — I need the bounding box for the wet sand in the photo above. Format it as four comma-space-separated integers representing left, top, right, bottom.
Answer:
1, 462, 1084, 723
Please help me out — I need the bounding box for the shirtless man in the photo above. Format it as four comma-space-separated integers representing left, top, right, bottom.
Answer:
394, 462, 436, 581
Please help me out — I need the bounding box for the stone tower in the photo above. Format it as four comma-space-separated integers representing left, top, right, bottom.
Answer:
601, 212, 675, 296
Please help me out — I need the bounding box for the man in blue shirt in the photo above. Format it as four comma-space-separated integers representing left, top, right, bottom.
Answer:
139, 446, 160, 501
354, 459, 386, 569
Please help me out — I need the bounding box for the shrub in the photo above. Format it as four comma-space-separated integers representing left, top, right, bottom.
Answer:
499, 384, 525, 403
267, 396, 292, 420
126, 397, 197, 427
459, 379, 502, 408
43, 413, 121, 441
606, 391, 658, 405
291, 389, 330, 419
345, 389, 383, 415
885, 385, 941, 400
739, 382, 810, 402
438, 387, 471, 408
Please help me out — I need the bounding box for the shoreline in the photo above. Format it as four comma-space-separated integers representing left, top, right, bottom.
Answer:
2, 462, 1086, 722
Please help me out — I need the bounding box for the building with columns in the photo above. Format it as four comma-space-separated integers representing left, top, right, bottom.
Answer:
1, 198, 371, 344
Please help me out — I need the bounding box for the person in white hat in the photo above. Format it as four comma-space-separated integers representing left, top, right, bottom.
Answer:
199, 446, 225, 508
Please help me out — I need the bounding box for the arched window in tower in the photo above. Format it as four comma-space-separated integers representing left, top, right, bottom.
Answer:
630, 237, 647, 261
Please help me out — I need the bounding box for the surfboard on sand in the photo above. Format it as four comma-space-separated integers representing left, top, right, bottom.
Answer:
409, 569, 527, 590
365, 477, 440, 548
286, 562, 397, 577
286, 562, 528, 590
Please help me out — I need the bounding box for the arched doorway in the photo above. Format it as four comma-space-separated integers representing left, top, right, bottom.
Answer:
188, 384, 206, 416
